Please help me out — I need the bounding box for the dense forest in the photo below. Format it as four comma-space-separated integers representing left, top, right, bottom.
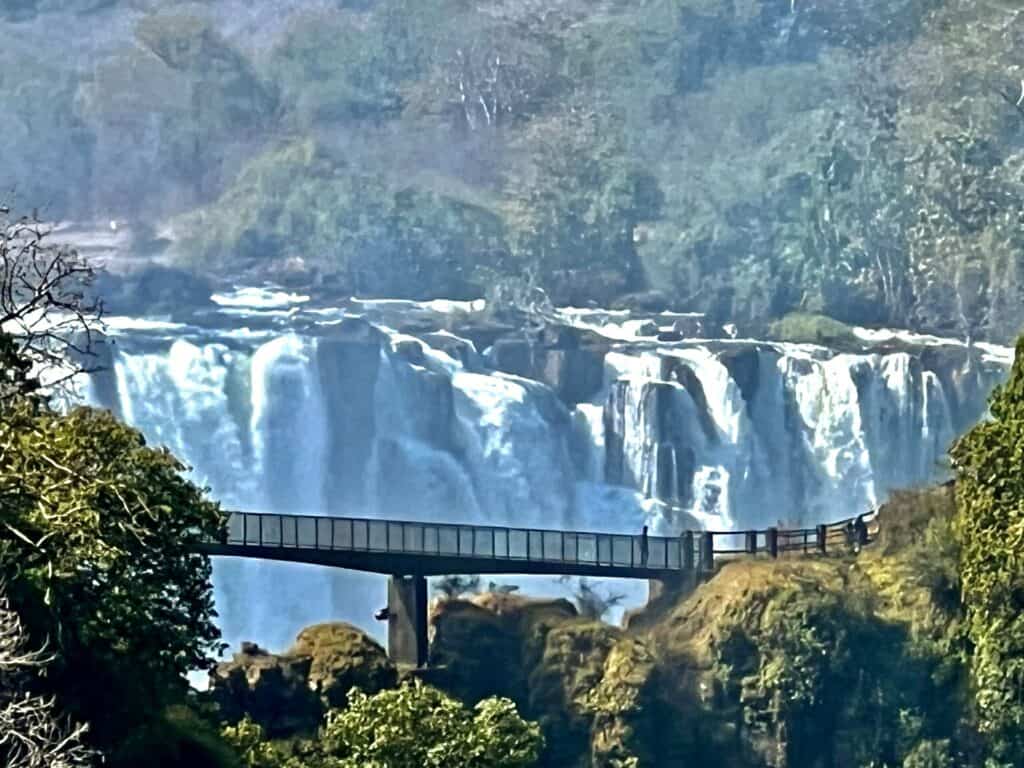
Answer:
3, 0, 1024, 339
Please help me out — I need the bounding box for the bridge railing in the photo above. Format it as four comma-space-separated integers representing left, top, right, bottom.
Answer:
213, 509, 878, 573
222, 511, 691, 571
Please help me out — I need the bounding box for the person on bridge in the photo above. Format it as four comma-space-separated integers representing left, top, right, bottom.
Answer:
640, 525, 649, 567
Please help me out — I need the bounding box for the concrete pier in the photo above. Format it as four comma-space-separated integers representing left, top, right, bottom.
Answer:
388, 575, 428, 668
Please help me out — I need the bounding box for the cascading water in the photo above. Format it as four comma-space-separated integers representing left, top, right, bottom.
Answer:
84, 293, 1011, 651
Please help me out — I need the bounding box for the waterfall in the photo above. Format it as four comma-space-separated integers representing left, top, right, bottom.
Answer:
85, 308, 1008, 650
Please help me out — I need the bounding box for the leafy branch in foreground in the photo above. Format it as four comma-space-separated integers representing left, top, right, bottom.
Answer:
950, 336, 1024, 765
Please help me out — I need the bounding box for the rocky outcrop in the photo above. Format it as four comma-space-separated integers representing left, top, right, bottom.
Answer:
486, 324, 610, 406
210, 623, 396, 736
423, 486, 970, 768
209, 641, 320, 737
91, 266, 214, 318
428, 592, 665, 768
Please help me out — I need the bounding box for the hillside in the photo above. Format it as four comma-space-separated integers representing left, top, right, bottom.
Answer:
2, 0, 1023, 339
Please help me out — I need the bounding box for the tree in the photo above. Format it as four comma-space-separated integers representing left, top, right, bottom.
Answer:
0, 210, 101, 403
504, 106, 642, 302
407, 1, 561, 134
0, 581, 94, 768
949, 337, 1024, 765
569, 579, 625, 622
0, 401, 225, 750
266, 8, 412, 128
321, 681, 542, 768
433, 575, 483, 600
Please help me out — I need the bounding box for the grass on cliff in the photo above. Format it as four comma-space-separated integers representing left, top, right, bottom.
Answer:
641, 484, 969, 768
424, 490, 969, 768
768, 312, 860, 347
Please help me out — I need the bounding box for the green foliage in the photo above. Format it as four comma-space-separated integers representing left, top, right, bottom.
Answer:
0, 400, 224, 750
76, 10, 274, 213
701, 552, 968, 768
321, 681, 542, 768
222, 717, 288, 768
720, 586, 854, 757
902, 739, 954, 768
950, 337, 1024, 764
8, 0, 1024, 335
113, 705, 241, 768
266, 8, 416, 126
179, 139, 505, 298
767, 312, 859, 347
505, 107, 643, 302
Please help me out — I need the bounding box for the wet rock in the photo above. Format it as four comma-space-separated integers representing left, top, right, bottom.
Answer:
317, 322, 386, 513
659, 359, 719, 443
420, 331, 482, 370
487, 336, 533, 379
667, 314, 707, 338
209, 642, 319, 737
92, 266, 213, 317
487, 324, 609, 405
719, 347, 761, 406
635, 320, 660, 337
392, 338, 427, 365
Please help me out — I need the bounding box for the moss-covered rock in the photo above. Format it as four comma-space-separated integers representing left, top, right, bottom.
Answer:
210, 623, 396, 737
767, 313, 860, 348
289, 622, 398, 709
421, 485, 975, 768
428, 593, 578, 705
428, 592, 664, 767
640, 486, 971, 768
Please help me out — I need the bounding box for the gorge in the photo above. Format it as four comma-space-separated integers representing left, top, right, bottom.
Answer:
81, 289, 1009, 651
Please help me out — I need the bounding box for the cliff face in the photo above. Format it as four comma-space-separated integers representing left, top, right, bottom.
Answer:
210, 486, 971, 766
426, 485, 970, 768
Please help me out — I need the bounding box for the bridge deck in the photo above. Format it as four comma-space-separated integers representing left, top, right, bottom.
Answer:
201, 511, 875, 578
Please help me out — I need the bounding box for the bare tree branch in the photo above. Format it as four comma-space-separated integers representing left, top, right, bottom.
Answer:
0, 584, 95, 768
0, 208, 104, 404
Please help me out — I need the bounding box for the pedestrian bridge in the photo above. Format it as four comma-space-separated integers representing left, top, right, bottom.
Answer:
201, 510, 874, 667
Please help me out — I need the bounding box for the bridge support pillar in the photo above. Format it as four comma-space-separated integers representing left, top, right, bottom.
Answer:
388, 575, 428, 668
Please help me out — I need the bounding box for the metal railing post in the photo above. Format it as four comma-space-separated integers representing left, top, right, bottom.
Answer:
816, 524, 827, 554
683, 531, 694, 570
745, 530, 757, 554
701, 531, 714, 572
